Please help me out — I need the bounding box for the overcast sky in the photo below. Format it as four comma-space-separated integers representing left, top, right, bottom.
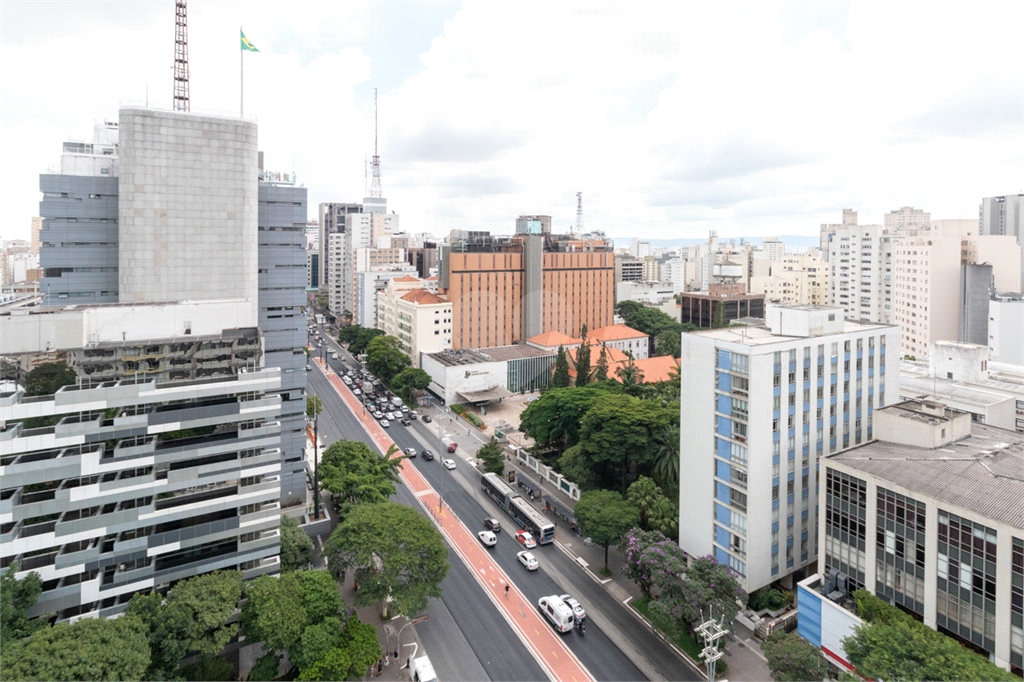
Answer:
2, 1, 1023, 243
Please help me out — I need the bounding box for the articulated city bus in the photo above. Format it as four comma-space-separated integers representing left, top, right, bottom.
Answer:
508, 496, 555, 545
480, 472, 516, 510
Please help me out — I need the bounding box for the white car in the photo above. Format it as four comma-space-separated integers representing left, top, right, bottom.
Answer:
405, 447, 417, 457
353, 389, 361, 396
559, 594, 586, 620
342, 376, 352, 384
380, 419, 390, 428
442, 459, 456, 470
386, 412, 396, 420
517, 551, 539, 571
477, 531, 497, 547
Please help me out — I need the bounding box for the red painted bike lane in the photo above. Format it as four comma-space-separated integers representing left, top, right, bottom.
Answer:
317, 360, 595, 682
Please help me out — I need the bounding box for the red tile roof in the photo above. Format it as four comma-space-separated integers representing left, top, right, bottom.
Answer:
400, 289, 447, 305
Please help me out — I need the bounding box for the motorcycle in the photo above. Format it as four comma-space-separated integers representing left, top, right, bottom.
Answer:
575, 618, 586, 636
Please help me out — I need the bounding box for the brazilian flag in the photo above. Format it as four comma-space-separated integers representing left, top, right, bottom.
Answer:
241, 29, 259, 52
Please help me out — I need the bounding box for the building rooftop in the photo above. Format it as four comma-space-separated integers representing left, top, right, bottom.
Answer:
690, 318, 893, 346
526, 330, 582, 347
829, 422, 1024, 529
588, 323, 647, 342
392, 275, 421, 283
400, 289, 447, 305
427, 344, 553, 367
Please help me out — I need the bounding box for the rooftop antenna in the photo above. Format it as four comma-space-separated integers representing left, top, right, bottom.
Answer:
369, 87, 383, 198
172, 0, 190, 111
575, 191, 584, 236
364, 155, 369, 197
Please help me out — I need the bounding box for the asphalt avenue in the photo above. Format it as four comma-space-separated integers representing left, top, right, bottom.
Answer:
307, 328, 700, 681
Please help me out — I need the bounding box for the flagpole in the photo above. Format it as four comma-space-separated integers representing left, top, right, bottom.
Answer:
240, 25, 244, 117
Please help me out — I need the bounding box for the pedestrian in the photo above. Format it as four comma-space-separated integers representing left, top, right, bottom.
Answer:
505, 584, 509, 598
353, 579, 358, 593
378, 659, 384, 675
384, 655, 390, 669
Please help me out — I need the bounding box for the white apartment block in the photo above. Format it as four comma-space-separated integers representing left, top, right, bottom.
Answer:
827, 224, 894, 324
989, 294, 1024, 366
762, 237, 786, 263
327, 213, 400, 323
884, 206, 930, 232
679, 304, 899, 591
751, 253, 829, 307
376, 276, 451, 367
642, 256, 660, 282
893, 234, 962, 359
631, 237, 651, 259
354, 266, 418, 328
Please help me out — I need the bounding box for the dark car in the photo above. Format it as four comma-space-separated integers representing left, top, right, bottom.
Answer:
420, 450, 435, 461
447, 443, 458, 453
400, 418, 411, 426
408, 413, 418, 420
422, 415, 432, 423
484, 518, 502, 533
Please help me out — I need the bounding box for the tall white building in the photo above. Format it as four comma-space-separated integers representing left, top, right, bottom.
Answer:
827, 223, 894, 324
884, 206, 930, 232
631, 237, 651, 259
892, 234, 963, 358
762, 237, 786, 263
679, 304, 899, 590
323, 205, 399, 324
376, 276, 451, 367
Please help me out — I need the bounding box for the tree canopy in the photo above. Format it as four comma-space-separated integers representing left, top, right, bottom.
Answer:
552, 345, 570, 388
365, 335, 410, 383
391, 367, 431, 404
1, 615, 151, 682
306, 395, 323, 421
477, 438, 504, 475
318, 440, 404, 516
321, 501, 449, 616
163, 570, 243, 656
1, 562, 43, 645
614, 301, 696, 356
574, 489, 639, 571
578, 394, 673, 492
341, 325, 386, 355
593, 344, 609, 382
280, 514, 315, 571
573, 326, 591, 386
518, 385, 612, 455
649, 555, 745, 637
297, 617, 381, 682
626, 476, 678, 538
24, 362, 77, 397
761, 631, 829, 682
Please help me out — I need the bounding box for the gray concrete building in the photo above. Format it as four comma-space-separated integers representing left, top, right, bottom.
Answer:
959, 262, 992, 346
1, 325, 282, 624
257, 180, 308, 505
118, 107, 258, 304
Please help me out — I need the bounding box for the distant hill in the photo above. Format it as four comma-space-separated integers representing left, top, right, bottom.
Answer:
610, 234, 821, 251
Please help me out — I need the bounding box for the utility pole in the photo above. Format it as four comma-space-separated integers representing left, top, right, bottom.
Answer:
313, 413, 321, 520
696, 606, 727, 682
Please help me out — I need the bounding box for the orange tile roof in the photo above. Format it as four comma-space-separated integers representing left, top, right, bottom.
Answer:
400, 289, 447, 305
631, 355, 680, 383
426, 275, 438, 281
587, 324, 648, 342
393, 275, 421, 283
526, 330, 582, 347
566, 345, 629, 377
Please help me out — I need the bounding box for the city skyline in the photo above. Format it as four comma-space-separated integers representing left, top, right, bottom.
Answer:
3, 2, 1024, 244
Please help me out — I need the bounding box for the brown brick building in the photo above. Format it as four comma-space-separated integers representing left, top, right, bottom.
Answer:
440, 234, 613, 349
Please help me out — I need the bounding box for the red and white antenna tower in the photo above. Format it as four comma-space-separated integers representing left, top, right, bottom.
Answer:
172, 0, 190, 111
575, 191, 584, 234
369, 87, 383, 198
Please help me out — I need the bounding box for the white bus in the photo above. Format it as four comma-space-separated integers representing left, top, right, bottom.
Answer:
481, 472, 516, 510
508, 496, 555, 545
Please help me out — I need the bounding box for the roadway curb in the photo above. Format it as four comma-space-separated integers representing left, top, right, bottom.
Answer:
622, 598, 707, 679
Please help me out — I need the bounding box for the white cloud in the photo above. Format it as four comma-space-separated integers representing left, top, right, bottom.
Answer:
3, 0, 1024, 243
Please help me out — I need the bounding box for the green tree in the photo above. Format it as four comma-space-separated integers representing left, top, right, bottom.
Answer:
574, 489, 639, 572
615, 301, 686, 356
241, 574, 308, 655
318, 440, 404, 516
518, 385, 611, 455
306, 395, 323, 421
760, 631, 829, 681
573, 326, 591, 386
297, 617, 380, 682
626, 476, 678, 538
179, 655, 235, 681
126, 592, 196, 680
365, 335, 411, 383
557, 443, 598, 490
321, 502, 450, 616
651, 555, 745, 637
0, 616, 151, 682
615, 355, 645, 394
293, 569, 344, 626
593, 344, 609, 382
1, 561, 43, 645
291, 617, 343, 672
711, 301, 727, 328
24, 361, 76, 397
247, 652, 282, 681
338, 324, 362, 345
477, 438, 505, 475
280, 514, 315, 571
315, 291, 329, 315
391, 367, 431, 404
552, 345, 570, 387
578, 394, 672, 493
843, 618, 1016, 681
654, 330, 681, 358
164, 570, 243, 656
652, 423, 680, 484
348, 326, 386, 355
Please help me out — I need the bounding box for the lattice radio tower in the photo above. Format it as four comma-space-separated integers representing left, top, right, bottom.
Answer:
172, 0, 190, 111
369, 87, 383, 198
575, 191, 585, 234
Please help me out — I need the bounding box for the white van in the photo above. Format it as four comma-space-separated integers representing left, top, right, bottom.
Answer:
409, 655, 437, 682
537, 595, 575, 633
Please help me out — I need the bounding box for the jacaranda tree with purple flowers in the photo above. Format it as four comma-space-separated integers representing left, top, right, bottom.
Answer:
619, 528, 687, 599
650, 554, 745, 638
